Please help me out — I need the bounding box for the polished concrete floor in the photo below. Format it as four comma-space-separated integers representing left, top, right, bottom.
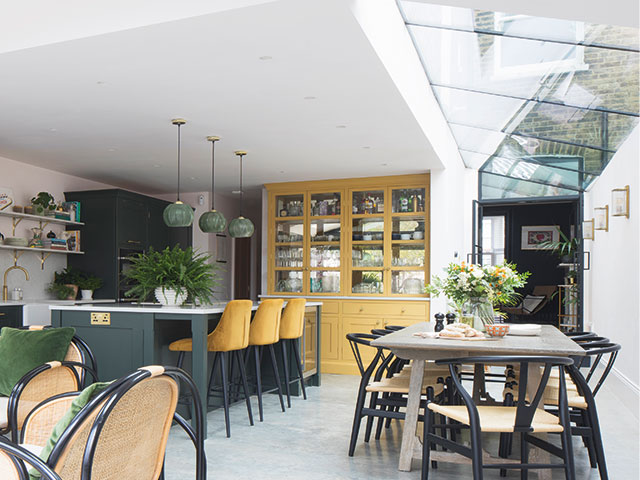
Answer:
164, 374, 639, 479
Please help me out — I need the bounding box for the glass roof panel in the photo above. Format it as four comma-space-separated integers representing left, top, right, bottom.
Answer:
398, 1, 639, 197
480, 171, 578, 199
401, 1, 640, 51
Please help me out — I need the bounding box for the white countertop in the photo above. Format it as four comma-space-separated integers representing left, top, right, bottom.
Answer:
49, 300, 322, 315
259, 295, 429, 301
0, 299, 116, 307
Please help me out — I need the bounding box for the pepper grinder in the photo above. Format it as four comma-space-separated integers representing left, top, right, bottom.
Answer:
446, 312, 457, 325
434, 313, 445, 332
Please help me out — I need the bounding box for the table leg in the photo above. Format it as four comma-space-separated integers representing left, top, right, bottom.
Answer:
191, 315, 209, 438
526, 362, 551, 480
398, 359, 425, 471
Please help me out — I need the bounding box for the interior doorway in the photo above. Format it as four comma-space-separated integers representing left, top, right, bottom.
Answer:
233, 237, 252, 300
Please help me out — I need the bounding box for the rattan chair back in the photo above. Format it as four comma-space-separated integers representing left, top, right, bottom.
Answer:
49, 371, 178, 480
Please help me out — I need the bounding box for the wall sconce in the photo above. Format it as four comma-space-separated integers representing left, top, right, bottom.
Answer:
611, 185, 630, 218
583, 219, 594, 240
594, 206, 609, 231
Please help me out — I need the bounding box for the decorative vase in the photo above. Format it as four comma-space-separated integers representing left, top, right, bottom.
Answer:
80, 289, 93, 300
154, 287, 187, 306
464, 297, 494, 331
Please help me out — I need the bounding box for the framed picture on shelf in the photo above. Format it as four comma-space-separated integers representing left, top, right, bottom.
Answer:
61, 230, 81, 252
0, 188, 13, 211
521, 225, 559, 250
594, 206, 609, 231
611, 185, 629, 218
583, 219, 594, 240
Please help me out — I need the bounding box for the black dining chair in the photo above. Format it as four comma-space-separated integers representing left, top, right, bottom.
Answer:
422, 355, 576, 480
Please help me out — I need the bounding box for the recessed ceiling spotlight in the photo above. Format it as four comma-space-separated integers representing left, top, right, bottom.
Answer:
152, 164, 161, 168
362, 146, 370, 149
336, 125, 347, 129
280, 171, 285, 174
107, 148, 117, 152
232, 190, 242, 194
49, 128, 57, 132
304, 96, 316, 100
190, 176, 196, 180
96, 81, 107, 85
258, 56, 273, 60
380, 163, 388, 166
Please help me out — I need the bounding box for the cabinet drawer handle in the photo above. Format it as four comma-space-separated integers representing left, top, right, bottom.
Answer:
0, 313, 5, 316
401, 308, 406, 313
127, 240, 142, 244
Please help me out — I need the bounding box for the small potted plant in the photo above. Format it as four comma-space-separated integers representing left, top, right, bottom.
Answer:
47, 283, 76, 300
31, 192, 57, 217
51, 266, 83, 300
124, 245, 220, 306
77, 275, 103, 300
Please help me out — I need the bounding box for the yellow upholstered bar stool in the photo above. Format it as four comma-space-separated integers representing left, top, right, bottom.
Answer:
247, 299, 286, 421
278, 298, 307, 407
169, 299, 254, 438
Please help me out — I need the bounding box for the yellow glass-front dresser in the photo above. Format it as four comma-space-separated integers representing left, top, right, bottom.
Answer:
265, 174, 431, 375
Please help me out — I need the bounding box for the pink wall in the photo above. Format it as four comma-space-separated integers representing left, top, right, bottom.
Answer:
0, 155, 116, 300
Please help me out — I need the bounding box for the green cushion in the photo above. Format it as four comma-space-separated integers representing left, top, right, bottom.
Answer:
29, 381, 111, 479
0, 327, 76, 396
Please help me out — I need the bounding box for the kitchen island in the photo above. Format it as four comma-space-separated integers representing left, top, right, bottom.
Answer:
50, 301, 321, 436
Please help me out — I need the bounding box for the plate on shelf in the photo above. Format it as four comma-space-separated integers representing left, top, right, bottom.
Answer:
5, 237, 28, 247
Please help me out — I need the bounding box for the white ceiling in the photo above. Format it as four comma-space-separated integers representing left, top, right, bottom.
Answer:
0, 0, 439, 196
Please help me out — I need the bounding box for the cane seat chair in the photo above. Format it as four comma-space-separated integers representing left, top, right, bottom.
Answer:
0, 328, 97, 443
278, 298, 307, 408
422, 355, 576, 480
0, 366, 206, 480
169, 299, 254, 438
503, 342, 620, 479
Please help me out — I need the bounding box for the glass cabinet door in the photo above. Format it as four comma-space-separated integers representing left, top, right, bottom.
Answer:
309, 194, 341, 294
350, 204, 385, 294
390, 186, 427, 296
273, 214, 306, 294
275, 194, 304, 218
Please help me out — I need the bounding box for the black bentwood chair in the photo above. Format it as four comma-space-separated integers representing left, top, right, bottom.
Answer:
0, 366, 206, 480
347, 333, 446, 457
422, 355, 576, 480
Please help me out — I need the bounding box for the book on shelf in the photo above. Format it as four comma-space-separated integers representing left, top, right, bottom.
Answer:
61, 230, 81, 252
61, 201, 81, 222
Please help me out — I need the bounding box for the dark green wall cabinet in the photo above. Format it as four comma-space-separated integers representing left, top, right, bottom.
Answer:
64, 189, 192, 301
0, 306, 23, 329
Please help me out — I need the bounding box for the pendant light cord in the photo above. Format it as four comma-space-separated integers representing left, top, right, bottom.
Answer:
211, 140, 216, 210
239, 153, 244, 216
176, 123, 182, 202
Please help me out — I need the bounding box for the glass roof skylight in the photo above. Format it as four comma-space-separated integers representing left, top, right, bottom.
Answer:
398, 1, 639, 199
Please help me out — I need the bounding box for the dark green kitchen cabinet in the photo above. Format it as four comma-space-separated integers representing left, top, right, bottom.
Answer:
0, 306, 23, 329
64, 189, 192, 300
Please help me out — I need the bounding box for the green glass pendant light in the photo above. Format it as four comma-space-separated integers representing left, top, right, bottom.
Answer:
228, 150, 255, 238
199, 136, 227, 233
163, 118, 194, 227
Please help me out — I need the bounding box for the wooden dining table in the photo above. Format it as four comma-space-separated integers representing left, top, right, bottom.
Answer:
370, 322, 585, 477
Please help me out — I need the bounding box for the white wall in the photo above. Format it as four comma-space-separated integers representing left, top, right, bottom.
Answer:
0, 155, 115, 300
583, 126, 639, 401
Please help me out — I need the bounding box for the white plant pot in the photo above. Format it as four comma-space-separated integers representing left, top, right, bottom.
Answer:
154, 287, 187, 306
80, 290, 93, 300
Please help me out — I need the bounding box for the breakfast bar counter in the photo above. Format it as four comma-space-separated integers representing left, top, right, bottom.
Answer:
50, 301, 322, 436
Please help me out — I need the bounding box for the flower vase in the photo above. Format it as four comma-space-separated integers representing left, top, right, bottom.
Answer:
464, 297, 494, 331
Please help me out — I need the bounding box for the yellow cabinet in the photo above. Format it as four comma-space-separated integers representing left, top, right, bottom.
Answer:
304, 310, 317, 372
320, 315, 340, 361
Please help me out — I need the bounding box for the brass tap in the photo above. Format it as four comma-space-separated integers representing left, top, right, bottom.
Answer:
3, 265, 29, 301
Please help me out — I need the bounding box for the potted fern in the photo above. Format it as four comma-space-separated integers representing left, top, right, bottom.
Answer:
77, 274, 103, 300
124, 245, 220, 306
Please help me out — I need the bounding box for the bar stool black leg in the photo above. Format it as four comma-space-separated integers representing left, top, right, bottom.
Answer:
268, 343, 286, 412
281, 340, 292, 408
235, 349, 254, 426
291, 338, 307, 400
177, 351, 185, 369
254, 346, 264, 422
219, 351, 231, 438
206, 352, 220, 407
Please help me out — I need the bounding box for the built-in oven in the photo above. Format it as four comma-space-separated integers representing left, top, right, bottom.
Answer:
117, 247, 144, 302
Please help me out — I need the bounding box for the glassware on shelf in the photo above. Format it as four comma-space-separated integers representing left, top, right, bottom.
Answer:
310, 192, 341, 217
310, 245, 340, 268
276, 194, 304, 218
392, 188, 426, 213
309, 271, 340, 293
391, 271, 425, 294
276, 246, 304, 267
310, 219, 340, 242
352, 190, 384, 215
275, 219, 304, 244
351, 270, 383, 294
391, 244, 425, 267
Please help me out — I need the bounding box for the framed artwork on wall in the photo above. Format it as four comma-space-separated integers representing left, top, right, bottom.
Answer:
611, 185, 630, 218
521, 225, 560, 250
594, 206, 609, 231
583, 219, 594, 240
